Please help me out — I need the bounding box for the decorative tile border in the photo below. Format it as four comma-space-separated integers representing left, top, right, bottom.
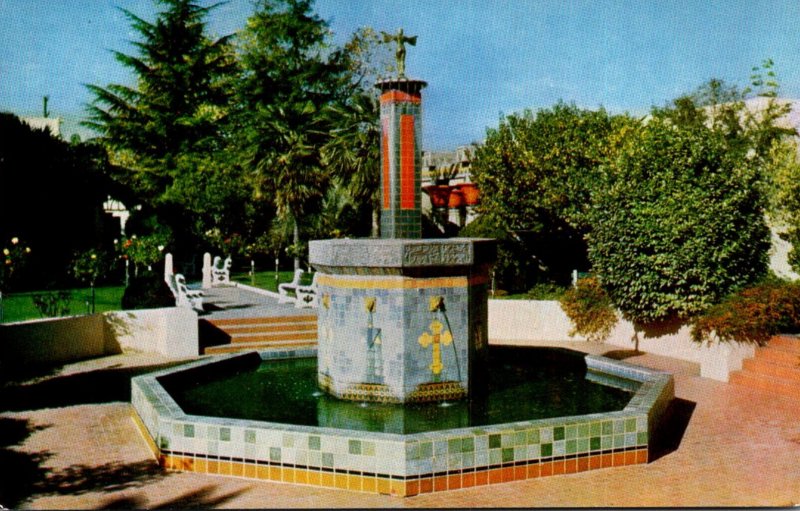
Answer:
131, 348, 673, 497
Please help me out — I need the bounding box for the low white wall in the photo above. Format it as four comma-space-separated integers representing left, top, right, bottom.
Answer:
0, 307, 199, 366
488, 299, 756, 382
0, 314, 106, 365
105, 307, 198, 359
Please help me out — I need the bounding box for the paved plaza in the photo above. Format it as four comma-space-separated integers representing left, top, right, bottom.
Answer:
1, 299, 799, 508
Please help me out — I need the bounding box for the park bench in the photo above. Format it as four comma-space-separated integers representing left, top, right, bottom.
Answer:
211, 255, 232, 286
278, 269, 305, 304
294, 272, 319, 309
165, 270, 204, 312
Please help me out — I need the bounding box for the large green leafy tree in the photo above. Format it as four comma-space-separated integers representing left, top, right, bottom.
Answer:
84, 0, 241, 255
469, 103, 632, 291
587, 112, 772, 323
235, 0, 351, 269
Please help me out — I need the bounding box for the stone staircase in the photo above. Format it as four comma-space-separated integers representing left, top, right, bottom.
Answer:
729, 335, 800, 399
200, 314, 317, 355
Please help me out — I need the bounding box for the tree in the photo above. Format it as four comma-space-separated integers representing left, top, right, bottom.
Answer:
587, 115, 771, 323
469, 103, 632, 289
84, 0, 238, 247
235, 0, 351, 270
0, 114, 113, 289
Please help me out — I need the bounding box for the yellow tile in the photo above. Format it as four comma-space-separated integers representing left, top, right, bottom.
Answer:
308, 470, 321, 486
256, 465, 270, 480
320, 472, 335, 488
335, 473, 349, 490
282, 468, 295, 483
243, 463, 256, 479
348, 474, 362, 491
270, 466, 282, 481
295, 469, 309, 485
376, 477, 391, 495
390, 479, 406, 497
362, 477, 377, 493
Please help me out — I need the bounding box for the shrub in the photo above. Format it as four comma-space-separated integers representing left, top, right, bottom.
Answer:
587, 117, 770, 323
32, 291, 72, 318
559, 277, 618, 342
690, 280, 800, 345
121, 271, 175, 310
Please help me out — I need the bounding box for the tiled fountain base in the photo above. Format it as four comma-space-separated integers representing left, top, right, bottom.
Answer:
131, 349, 673, 497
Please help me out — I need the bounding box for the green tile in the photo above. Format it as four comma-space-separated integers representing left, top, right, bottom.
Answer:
184, 424, 195, 438
420, 441, 432, 458
637, 432, 648, 445
219, 427, 230, 442
590, 436, 601, 451
514, 431, 527, 446
363, 441, 375, 456
489, 434, 501, 449
349, 439, 361, 455
527, 429, 540, 444
269, 447, 281, 462
322, 452, 334, 467
463, 452, 475, 467
614, 434, 625, 448
625, 418, 637, 433
554, 426, 565, 441
502, 448, 514, 463
613, 420, 624, 434
602, 421, 613, 435
577, 438, 589, 453
448, 437, 462, 454
462, 437, 474, 452
308, 435, 320, 451
578, 423, 590, 438
541, 443, 553, 457
601, 436, 612, 450
489, 448, 502, 465
501, 433, 513, 447
590, 422, 602, 437
244, 430, 256, 444
565, 425, 577, 440
282, 434, 294, 448
566, 439, 577, 455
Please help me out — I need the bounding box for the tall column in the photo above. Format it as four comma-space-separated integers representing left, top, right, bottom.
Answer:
376, 79, 427, 239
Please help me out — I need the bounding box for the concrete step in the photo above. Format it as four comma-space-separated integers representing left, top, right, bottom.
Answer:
767, 335, 800, 354
230, 330, 317, 344
207, 314, 317, 327
754, 345, 800, 366
729, 370, 800, 400
222, 322, 317, 335
204, 339, 317, 355
742, 357, 800, 383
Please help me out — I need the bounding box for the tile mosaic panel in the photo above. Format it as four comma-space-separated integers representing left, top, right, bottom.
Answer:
132, 346, 673, 497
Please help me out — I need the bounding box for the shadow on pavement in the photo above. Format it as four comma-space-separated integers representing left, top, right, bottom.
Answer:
0, 361, 190, 412
99, 484, 250, 509
649, 397, 696, 462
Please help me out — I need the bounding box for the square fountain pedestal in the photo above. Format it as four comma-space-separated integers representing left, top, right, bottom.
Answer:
309, 238, 496, 403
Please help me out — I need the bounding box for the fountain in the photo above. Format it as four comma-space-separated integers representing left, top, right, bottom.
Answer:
130, 35, 674, 496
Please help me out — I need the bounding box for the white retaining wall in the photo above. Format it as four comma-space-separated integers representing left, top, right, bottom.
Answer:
488, 299, 756, 382
0, 307, 198, 366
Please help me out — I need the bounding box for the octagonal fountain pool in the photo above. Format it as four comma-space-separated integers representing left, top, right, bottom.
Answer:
131, 346, 673, 497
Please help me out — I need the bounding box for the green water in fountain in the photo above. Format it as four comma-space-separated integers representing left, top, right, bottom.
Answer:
163, 348, 639, 434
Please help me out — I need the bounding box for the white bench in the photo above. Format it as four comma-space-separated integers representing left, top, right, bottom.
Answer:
278, 269, 305, 304
165, 272, 204, 311
295, 272, 319, 309
211, 255, 232, 286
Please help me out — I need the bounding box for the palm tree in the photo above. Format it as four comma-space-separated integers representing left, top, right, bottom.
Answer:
320, 92, 381, 237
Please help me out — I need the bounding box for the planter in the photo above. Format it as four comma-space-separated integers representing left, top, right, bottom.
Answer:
422, 185, 451, 208
448, 187, 465, 208
459, 182, 480, 205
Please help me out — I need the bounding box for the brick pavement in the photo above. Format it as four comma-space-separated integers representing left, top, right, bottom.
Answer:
2, 346, 799, 508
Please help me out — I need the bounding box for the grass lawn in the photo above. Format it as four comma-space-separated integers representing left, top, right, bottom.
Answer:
1, 285, 126, 323
231, 269, 315, 293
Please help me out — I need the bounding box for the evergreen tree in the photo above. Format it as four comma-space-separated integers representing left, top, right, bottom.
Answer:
236, 0, 351, 269
84, 0, 244, 254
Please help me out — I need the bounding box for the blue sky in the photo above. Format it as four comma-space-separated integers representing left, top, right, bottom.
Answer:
2, 0, 800, 150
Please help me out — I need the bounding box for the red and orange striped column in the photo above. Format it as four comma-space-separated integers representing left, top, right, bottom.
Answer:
376, 79, 427, 238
